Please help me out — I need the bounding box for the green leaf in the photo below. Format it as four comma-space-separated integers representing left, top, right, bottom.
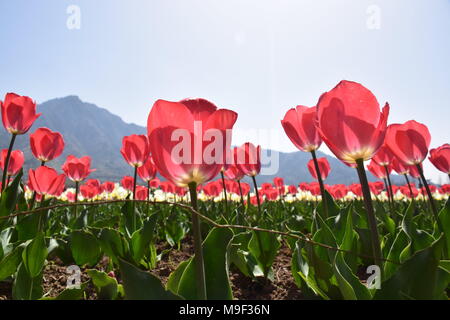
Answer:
0, 245, 24, 281
22, 232, 48, 278
248, 230, 281, 279
177, 227, 234, 300
333, 252, 372, 300
70, 230, 101, 266
166, 260, 190, 294
12, 263, 43, 300
40, 286, 85, 300
0, 170, 23, 217
130, 214, 157, 264
375, 237, 445, 299
438, 199, 450, 259
87, 269, 118, 300
99, 228, 129, 263
118, 258, 181, 300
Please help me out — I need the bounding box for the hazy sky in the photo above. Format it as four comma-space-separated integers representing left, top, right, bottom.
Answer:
0, 0, 449, 182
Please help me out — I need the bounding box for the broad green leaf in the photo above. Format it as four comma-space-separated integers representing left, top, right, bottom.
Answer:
87, 269, 118, 300
130, 214, 157, 264
22, 232, 48, 278
99, 228, 129, 263
119, 258, 181, 300
70, 230, 101, 266
248, 230, 281, 279
166, 259, 190, 294
12, 263, 43, 300
333, 252, 372, 300
0, 245, 24, 281
437, 199, 450, 259
375, 237, 445, 300
40, 286, 85, 300
178, 227, 234, 300
0, 170, 23, 217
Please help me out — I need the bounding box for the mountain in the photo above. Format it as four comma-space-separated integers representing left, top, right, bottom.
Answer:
0, 96, 405, 185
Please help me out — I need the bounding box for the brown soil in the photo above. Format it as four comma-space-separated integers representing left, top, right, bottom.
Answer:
0, 237, 302, 300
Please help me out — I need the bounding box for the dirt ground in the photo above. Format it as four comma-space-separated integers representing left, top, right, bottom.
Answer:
0, 238, 302, 300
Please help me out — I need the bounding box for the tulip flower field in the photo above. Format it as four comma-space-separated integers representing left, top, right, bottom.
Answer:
0, 81, 449, 300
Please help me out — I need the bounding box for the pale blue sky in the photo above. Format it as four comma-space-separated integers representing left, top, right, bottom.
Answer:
0, 0, 449, 182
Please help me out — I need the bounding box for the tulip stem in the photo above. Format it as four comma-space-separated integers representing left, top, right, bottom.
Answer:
132, 166, 138, 232
74, 181, 79, 218
251, 175, 262, 222
356, 159, 383, 270
220, 171, 229, 218
147, 181, 151, 216
237, 180, 245, 224
188, 182, 207, 300
311, 150, 328, 218
416, 164, 443, 233
384, 166, 395, 209
404, 174, 414, 200
1, 134, 17, 193
37, 194, 46, 232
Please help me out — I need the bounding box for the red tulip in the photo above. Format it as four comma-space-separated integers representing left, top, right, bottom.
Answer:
121, 176, 134, 191
408, 163, 421, 179
273, 177, 284, 188
134, 186, 149, 201
391, 157, 409, 175
330, 184, 348, 200
429, 144, 450, 174
367, 160, 390, 180
316, 80, 389, 164
30, 127, 64, 162
234, 143, 261, 177
240, 182, 251, 196
121, 134, 150, 168
288, 185, 298, 194
160, 180, 176, 194
224, 164, 245, 181
372, 145, 394, 167
147, 98, 238, 187
281, 105, 322, 152
62, 155, 95, 182
66, 192, 76, 202
28, 166, 66, 196
80, 184, 100, 200
203, 181, 222, 197
1, 93, 41, 135
0, 149, 24, 176
307, 157, 330, 181
350, 183, 363, 197
85, 179, 101, 188
137, 156, 157, 182
149, 177, 161, 189
101, 181, 115, 194
385, 120, 431, 165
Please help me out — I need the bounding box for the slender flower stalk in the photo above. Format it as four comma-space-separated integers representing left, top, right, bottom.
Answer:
383, 165, 395, 207
403, 174, 414, 201
1, 134, 17, 192
188, 182, 207, 300
311, 150, 328, 218
251, 175, 262, 222
37, 194, 46, 232
416, 164, 443, 233
356, 159, 383, 269
74, 181, 80, 218
237, 180, 245, 224
220, 171, 229, 217
132, 166, 138, 232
